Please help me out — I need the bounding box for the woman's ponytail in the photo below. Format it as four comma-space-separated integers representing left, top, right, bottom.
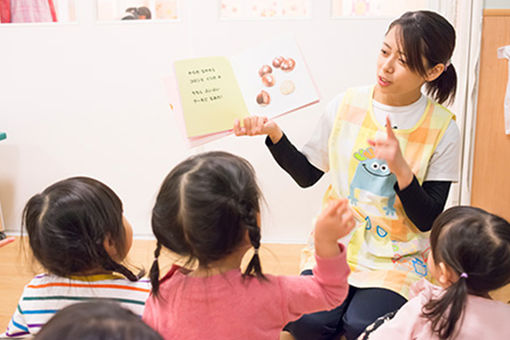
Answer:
426, 63, 457, 105
149, 243, 162, 297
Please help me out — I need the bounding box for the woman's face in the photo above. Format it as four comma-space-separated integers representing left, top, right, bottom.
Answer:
374, 26, 428, 105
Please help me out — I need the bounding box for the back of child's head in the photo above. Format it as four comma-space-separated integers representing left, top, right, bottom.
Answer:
388, 10, 457, 105
136, 6, 152, 19
424, 206, 510, 339
150, 151, 264, 295
23, 176, 141, 281
34, 301, 163, 340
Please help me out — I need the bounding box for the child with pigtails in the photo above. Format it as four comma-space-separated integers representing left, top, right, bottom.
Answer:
143, 151, 355, 340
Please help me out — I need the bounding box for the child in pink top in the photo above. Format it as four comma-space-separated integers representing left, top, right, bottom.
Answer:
361, 206, 510, 340
10, 0, 57, 23
143, 151, 354, 340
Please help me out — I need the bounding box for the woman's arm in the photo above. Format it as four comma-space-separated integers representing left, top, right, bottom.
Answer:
369, 116, 453, 231
265, 134, 324, 188
234, 117, 325, 187
395, 178, 451, 232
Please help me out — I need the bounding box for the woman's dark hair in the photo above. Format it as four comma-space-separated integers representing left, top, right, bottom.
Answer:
423, 206, 510, 339
388, 10, 457, 105
150, 151, 265, 296
23, 176, 143, 281
34, 301, 163, 340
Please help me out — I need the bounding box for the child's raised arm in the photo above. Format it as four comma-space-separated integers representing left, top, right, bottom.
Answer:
314, 198, 355, 258
279, 198, 353, 324
233, 116, 283, 144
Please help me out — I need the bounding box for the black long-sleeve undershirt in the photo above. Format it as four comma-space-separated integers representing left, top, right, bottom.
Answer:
265, 134, 451, 232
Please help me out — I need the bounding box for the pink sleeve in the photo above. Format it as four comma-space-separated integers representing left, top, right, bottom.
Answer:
142, 294, 158, 331
364, 295, 425, 339
279, 243, 350, 323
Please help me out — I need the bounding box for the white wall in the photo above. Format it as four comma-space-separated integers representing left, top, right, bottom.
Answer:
1, 1, 450, 243
484, 0, 510, 9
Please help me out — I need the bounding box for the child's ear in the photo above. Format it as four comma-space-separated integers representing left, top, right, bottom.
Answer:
103, 234, 119, 260
425, 63, 446, 82
438, 262, 456, 286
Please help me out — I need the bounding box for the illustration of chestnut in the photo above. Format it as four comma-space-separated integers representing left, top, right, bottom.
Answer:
261, 73, 275, 87
281, 57, 296, 72
256, 90, 271, 106
258, 64, 272, 77
280, 80, 295, 95
272, 56, 285, 68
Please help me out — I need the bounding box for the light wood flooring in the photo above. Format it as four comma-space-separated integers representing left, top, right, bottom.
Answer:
0, 237, 304, 331
1, 237, 509, 335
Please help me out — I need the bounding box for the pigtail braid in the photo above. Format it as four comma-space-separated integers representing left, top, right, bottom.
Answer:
149, 242, 162, 297
422, 274, 468, 339
241, 203, 266, 281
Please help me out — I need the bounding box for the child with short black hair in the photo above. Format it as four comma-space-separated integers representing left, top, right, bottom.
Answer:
3, 177, 150, 338
35, 301, 162, 340
143, 151, 354, 340
361, 206, 510, 339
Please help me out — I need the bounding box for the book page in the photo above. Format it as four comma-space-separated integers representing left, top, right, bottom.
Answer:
162, 76, 230, 148
174, 56, 250, 137
230, 35, 319, 118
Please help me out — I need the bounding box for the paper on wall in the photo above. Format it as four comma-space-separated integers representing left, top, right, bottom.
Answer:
497, 45, 510, 135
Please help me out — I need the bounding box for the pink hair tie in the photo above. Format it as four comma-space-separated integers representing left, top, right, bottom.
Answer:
460, 272, 468, 279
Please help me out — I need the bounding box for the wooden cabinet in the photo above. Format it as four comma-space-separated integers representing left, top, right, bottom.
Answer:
471, 9, 510, 221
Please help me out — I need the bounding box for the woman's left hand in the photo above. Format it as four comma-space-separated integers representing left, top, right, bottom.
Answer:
368, 116, 413, 190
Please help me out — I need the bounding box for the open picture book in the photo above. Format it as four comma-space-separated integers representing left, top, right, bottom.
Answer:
164, 35, 320, 146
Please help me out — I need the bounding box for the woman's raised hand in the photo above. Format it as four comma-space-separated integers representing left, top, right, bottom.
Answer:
368, 116, 413, 190
233, 116, 283, 144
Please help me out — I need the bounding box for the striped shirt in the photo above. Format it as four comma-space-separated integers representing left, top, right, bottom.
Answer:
3, 273, 151, 338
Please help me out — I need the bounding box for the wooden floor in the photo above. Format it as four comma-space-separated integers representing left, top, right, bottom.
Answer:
1, 237, 509, 334
0, 237, 304, 331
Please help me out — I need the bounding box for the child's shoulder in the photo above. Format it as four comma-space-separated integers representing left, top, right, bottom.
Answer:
24, 272, 62, 287
24, 273, 151, 292
409, 278, 443, 301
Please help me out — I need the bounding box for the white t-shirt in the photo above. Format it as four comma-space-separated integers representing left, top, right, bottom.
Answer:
302, 93, 460, 182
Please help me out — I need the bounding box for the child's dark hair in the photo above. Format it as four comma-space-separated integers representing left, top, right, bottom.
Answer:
136, 6, 152, 19
34, 301, 163, 340
122, 6, 152, 20
388, 10, 457, 105
150, 151, 265, 296
423, 206, 510, 339
23, 176, 143, 281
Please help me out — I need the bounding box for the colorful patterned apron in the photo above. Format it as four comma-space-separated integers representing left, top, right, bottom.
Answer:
306, 86, 454, 299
